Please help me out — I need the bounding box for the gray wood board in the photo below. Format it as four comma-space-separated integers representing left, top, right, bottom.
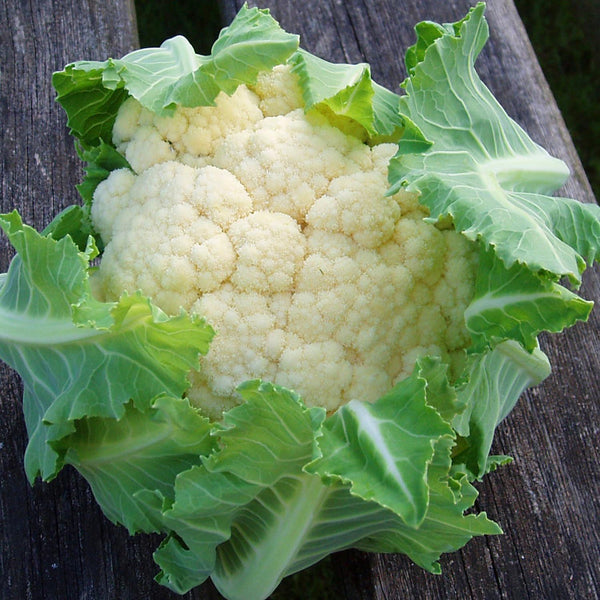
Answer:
0, 2, 182, 599
1, 0, 598, 598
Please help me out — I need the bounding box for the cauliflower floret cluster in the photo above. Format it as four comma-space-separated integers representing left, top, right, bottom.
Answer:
91, 66, 477, 418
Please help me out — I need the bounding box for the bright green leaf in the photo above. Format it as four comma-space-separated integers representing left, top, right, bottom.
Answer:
290, 49, 403, 140
307, 370, 452, 527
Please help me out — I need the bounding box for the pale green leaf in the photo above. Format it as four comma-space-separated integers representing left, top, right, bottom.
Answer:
465, 249, 593, 351
388, 3, 600, 282
63, 395, 213, 533
0, 212, 214, 481
453, 341, 551, 478
357, 436, 500, 572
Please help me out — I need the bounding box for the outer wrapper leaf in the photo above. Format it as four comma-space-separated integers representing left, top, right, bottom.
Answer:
63, 396, 213, 533
151, 380, 499, 600
388, 3, 600, 283
289, 49, 405, 140
466, 249, 593, 351
0, 212, 214, 481
307, 368, 452, 527
356, 436, 500, 573
76, 141, 131, 206
53, 5, 299, 148
453, 341, 551, 478
155, 382, 327, 597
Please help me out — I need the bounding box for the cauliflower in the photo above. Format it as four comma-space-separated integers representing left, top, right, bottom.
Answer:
4, 7, 598, 600
91, 65, 477, 417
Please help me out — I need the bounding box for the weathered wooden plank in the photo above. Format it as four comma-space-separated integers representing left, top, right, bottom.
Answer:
0, 2, 210, 599
217, 1, 600, 599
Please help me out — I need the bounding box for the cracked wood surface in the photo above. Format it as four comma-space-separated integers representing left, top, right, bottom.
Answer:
1, 0, 598, 598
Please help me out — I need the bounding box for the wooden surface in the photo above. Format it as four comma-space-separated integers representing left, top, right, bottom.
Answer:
1, 0, 598, 599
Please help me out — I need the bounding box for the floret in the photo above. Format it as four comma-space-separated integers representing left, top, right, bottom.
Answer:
91, 65, 478, 418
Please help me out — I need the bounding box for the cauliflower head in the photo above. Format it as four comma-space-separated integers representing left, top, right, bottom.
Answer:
91, 65, 477, 418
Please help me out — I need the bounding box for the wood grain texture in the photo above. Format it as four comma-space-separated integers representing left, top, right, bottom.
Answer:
0, 2, 199, 599
1, 0, 598, 599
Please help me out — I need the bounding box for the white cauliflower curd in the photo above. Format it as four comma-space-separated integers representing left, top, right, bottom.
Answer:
91, 65, 477, 418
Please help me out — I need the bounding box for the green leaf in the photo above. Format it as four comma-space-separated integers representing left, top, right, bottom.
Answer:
465, 249, 593, 351
453, 341, 551, 478
413, 356, 464, 423
404, 5, 485, 75
156, 382, 327, 598
76, 140, 131, 206
514, 191, 600, 267
307, 368, 453, 527
211, 474, 332, 600
53, 5, 299, 148
171, 4, 299, 105
42, 142, 132, 252
394, 114, 433, 154
52, 66, 130, 149
356, 435, 500, 573
42, 205, 93, 252
155, 534, 211, 594
151, 378, 496, 598
205, 381, 326, 484
63, 395, 213, 533
388, 3, 600, 282
0, 212, 214, 481
289, 49, 403, 139
484, 454, 514, 475
404, 21, 448, 74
